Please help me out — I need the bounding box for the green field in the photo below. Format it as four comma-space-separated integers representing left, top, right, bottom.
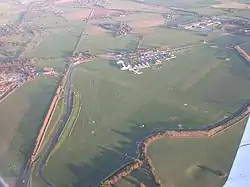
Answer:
25, 28, 82, 58
33, 41, 250, 187
48, 92, 82, 161
117, 119, 247, 187
141, 27, 213, 48
0, 77, 58, 177
1, 0, 249, 186
76, 33, 138, 53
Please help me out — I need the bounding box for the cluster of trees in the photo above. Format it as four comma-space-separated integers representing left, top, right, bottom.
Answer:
145, 155, 162, 186
116, 23, 132, 37
206, 108, 249, 137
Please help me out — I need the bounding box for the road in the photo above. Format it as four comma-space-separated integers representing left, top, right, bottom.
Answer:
19, 66, 74, 187
37, 66, 74, 187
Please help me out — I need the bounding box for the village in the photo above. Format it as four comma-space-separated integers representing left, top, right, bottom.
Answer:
0, 59, 58, 103
99, 22, 132, 37
170, 16, 250, 35
114, 47, 176, 74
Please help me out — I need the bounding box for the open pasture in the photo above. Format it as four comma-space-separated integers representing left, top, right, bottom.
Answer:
140, 27, 211, 48
76, 33, 138, 53
35, 58, 68, 73
25, 25, 83, 58
37, 43, 250, 187
0, 77, 58, 177
146, 119, 247, 187
241, 43, 250, 54
112, 12, 164, 23
31, 12, 67, 28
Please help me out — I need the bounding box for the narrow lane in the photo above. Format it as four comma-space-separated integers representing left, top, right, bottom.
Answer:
37, 67, 74, 187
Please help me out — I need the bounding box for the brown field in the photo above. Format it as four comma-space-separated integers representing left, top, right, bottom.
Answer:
91, 8, 120, 17
130, 18, 165, 28
63, 9, 92, 20
85, 25, 106, 36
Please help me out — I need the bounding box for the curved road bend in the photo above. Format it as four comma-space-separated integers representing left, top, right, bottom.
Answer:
37, 67, 74, 187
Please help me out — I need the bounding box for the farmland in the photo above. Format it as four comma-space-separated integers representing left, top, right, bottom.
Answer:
117, 119, 247, 187
35, 43, 250, 187
0, 0, 250, 187
0, 77, 58, 177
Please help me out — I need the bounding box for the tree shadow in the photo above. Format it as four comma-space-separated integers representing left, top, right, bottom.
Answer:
49, 103, 245, 187
64, 121, 161, 186
6, 79, 58, 177
130, 169, 158, 187
67, 142, 130, 187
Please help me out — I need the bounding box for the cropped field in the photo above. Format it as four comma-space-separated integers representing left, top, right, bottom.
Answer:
118, 119, 247, 187
0, 77, 58, 177
25, 28, 82, 58
33, 43, 250, 187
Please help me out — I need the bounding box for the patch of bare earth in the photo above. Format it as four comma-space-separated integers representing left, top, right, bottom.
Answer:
86, 25, 106, 36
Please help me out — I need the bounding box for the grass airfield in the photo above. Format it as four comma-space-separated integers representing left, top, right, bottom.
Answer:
38, 44, 250, 187
0, 0, 250, 186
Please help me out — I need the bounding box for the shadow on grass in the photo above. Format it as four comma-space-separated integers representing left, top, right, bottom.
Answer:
130, 169, 158, 187
6, 79, 57, 177
67, 145, 124, 187
65, 120, 181, 187
49, 103, 245, 187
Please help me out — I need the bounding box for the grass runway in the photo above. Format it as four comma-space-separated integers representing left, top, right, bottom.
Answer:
35, 44, 250, 187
